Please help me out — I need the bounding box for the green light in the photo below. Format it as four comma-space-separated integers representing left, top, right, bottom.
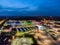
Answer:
22, 21, 27, 25
26, 21, 32, 25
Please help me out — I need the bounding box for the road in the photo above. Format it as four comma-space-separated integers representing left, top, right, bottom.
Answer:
33, 30, 56, 45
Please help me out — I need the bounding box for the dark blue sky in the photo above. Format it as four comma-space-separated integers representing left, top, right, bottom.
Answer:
0, 0, 60, 16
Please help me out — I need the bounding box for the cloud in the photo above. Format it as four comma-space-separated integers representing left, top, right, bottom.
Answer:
0, 0, 27, 8
0, 0, 39, 11
0, 0, 60, 16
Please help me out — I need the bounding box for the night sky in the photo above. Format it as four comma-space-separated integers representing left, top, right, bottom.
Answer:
0, 0, 60, 16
